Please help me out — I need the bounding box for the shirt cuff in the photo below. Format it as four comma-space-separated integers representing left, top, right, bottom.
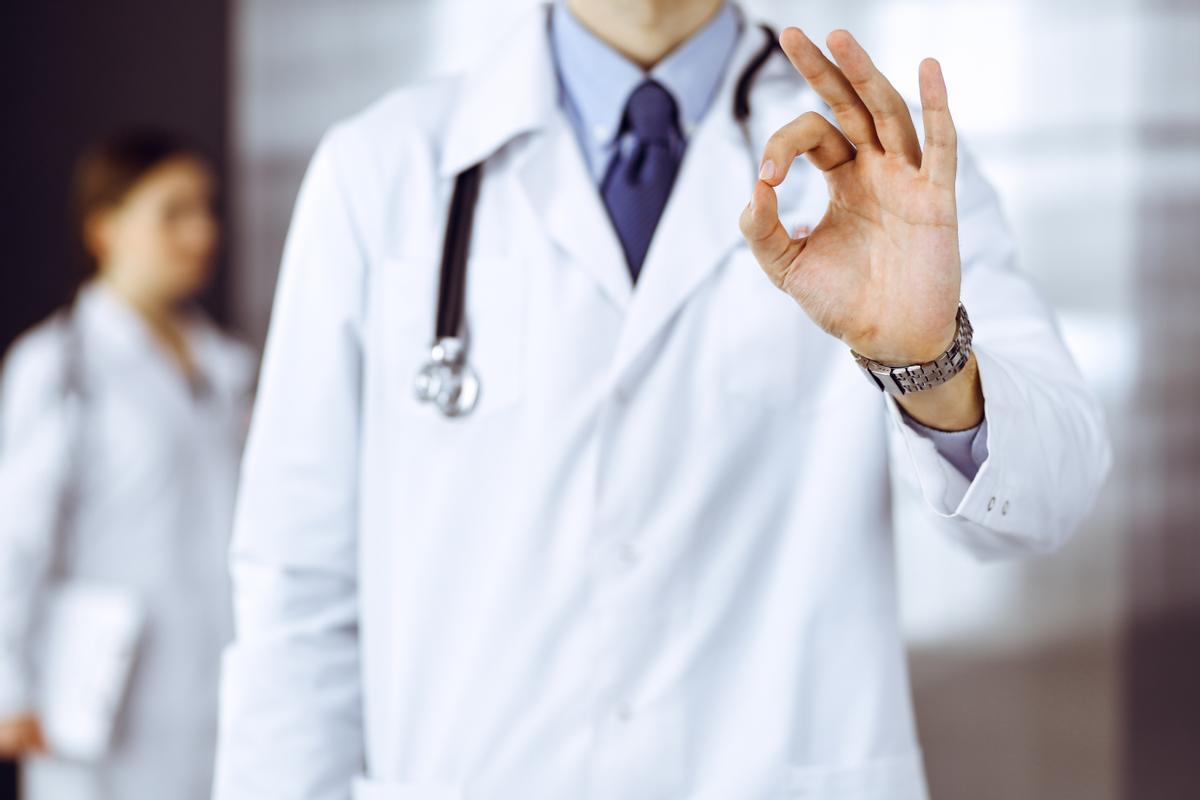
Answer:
900, 412, 989, 481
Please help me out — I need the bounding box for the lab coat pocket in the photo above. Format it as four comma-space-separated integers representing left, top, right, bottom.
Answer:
715, 252, 859, 413
785, 751, 928, 799
351, 776, 465, 800
373, 252, 526, 418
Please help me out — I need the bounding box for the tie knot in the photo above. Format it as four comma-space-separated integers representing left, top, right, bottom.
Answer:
622, 79, 680, 143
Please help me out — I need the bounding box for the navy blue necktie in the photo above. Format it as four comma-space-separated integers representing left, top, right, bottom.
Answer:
600, 79, 685, 284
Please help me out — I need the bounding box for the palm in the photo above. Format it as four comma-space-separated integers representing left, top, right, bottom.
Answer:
791, 149, 959, 360
740, 27, 962, 365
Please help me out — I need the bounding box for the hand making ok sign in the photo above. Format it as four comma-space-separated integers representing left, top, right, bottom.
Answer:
739, 28, 962, 370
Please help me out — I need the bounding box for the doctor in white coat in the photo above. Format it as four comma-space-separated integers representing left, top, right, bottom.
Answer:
214, 1, 1110, 798
0, 131, 255, 799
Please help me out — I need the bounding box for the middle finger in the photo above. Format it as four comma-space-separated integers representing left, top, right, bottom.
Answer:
826, 29, 922, 165
779, 26, 881, 151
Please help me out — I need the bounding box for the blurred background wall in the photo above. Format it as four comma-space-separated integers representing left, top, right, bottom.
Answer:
1, 0, 1196, 798
1124, 0, 1200, 793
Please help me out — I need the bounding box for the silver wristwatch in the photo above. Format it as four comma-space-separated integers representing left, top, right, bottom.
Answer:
851, 303, 973, 396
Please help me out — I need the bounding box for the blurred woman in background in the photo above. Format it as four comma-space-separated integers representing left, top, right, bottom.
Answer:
0, 131, 255, 799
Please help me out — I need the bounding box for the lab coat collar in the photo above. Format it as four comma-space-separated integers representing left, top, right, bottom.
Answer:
442, 0, 633, 308
73, 278, 163, 367
439, 2, 775, 179
72, 278, 236, 400
438, 3, 559, 180
439, 2, 821, 380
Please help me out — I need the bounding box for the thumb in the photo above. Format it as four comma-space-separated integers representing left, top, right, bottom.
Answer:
738, 180, 795, 279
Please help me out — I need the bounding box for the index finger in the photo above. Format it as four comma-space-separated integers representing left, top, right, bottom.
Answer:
778, 27, 881, 151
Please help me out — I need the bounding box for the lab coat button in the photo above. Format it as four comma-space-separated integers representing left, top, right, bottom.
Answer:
987, 496, 996, 511
1001, 500, 1010, 515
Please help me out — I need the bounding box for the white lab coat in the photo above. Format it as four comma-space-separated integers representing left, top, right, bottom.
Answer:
0, 279, 255, 800
213, 3, 1111, 799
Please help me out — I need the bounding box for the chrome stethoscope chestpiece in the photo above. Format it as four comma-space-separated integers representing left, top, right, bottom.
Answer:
414, 336, 480, 417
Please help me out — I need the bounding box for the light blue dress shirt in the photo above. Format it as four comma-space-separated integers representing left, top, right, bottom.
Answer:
547, 0, 987, 479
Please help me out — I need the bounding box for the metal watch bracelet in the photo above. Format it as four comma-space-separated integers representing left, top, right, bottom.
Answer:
851, 303, 973, 397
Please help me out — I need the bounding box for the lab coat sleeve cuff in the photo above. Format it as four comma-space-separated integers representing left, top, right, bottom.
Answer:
885, 347, 1029, 552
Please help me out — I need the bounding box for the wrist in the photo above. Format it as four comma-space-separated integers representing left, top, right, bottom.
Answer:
853, 316, 958, 366
852, 303, 973, 398
894, 352, 984, 431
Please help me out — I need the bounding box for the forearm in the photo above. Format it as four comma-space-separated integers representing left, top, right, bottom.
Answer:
894, 352, 983, 431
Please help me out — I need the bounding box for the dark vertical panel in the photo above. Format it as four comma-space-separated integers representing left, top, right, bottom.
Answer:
0, 0, 231, 358
0, 759, 14, 800
1124, 0, 1200, 795
1124, 187, 1200, 797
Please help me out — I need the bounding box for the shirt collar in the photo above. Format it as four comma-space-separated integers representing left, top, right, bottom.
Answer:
550, 0, 741, 143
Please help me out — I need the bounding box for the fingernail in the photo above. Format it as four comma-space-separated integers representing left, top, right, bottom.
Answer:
758, 159, 775, 181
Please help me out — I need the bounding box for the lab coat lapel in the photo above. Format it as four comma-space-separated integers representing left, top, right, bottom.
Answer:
516, 107, 634, 311
442, 4, 826, 365
609, 19, 827, 383
439, 3, 555, 179
441, 1, 632, 311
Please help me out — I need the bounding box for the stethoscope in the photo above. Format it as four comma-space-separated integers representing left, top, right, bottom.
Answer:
415, 23, 785, 418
